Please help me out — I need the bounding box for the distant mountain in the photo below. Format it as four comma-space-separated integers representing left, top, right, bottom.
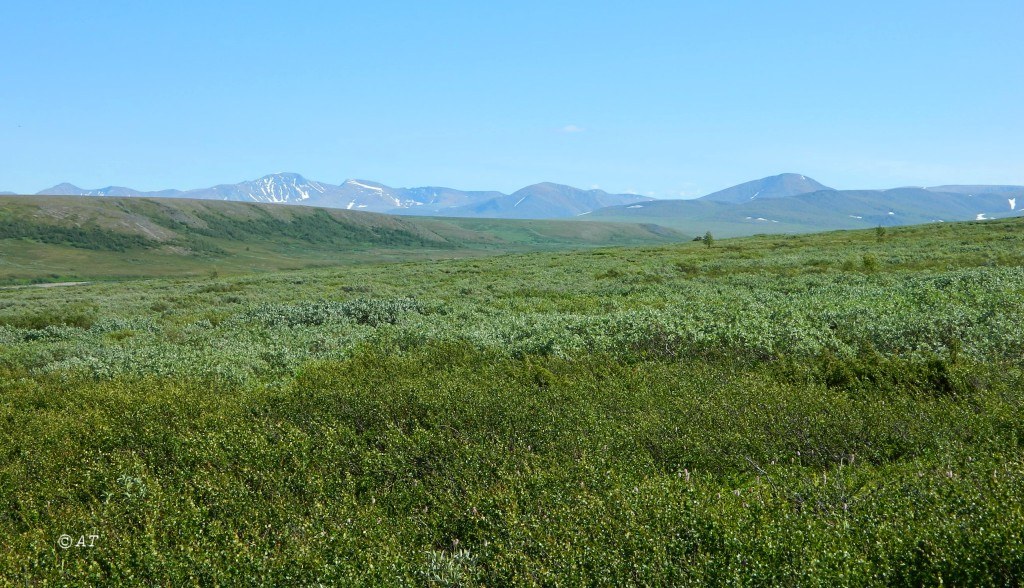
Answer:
926, 184, 1024, 196
699, 173, 833, 203
440, 183, 653, 219
27, 174, 648, 219
925, 185, 1023, 214
587, 174, 1023, 237
392, 186, 506, 214
181, 172, 325, 204
35, 183, 160, 197
32, 174, 478, 212
313, 179, 483, 212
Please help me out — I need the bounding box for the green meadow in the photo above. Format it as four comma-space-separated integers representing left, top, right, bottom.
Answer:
1, 216, 1023, 584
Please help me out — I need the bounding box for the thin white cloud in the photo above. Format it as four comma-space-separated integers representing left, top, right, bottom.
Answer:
559, 124, 585, 133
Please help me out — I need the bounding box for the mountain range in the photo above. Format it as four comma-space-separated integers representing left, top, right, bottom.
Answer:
10, 172, 1024, 237
589, 173, 1023, 237
30, 174, 652, 219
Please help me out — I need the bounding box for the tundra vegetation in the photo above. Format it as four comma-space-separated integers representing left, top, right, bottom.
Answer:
1, 218, 1023, 585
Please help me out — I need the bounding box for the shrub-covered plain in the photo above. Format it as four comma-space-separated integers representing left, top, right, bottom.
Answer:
1, 219, 1023, 585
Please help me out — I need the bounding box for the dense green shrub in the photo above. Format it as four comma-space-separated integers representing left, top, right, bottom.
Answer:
242, 297, 426, 328
0, 302, 97, 330
0, 221, 156, 251
196, 282, 245, 294
189, 209, 448, 248
1, 347, 1022, 584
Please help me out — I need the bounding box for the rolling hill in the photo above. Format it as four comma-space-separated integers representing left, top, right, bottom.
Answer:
0, 196, 685, 283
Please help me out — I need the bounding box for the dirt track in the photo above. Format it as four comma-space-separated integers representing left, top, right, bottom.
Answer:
0, 281, 91, 290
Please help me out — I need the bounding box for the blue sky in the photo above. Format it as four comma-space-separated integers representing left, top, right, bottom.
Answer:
2, 1, 1022, 197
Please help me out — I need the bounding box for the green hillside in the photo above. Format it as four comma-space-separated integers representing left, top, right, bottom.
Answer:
0, 196, 684, 283
1, 218, 1023, 583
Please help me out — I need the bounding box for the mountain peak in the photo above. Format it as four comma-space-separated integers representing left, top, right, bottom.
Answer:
37, 182, 85, 195
228, 173, 328, 203
444, 182, 650, 219
343, 179, 387, 189
259, 172, 308, 182
512, 182, 611, 197
699, 173, 832, 203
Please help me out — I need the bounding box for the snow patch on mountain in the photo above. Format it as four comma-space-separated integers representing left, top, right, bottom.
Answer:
345, 180, 384, 192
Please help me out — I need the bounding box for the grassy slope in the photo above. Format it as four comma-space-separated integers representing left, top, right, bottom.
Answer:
0, 196, 685, 283
1, 218, 1023, 584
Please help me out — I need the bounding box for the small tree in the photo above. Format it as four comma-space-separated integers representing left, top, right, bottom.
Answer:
703, 231, 714, 248
875, 226, 886, 242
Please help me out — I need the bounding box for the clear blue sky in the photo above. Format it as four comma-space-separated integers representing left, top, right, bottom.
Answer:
2, 1, 1022, 197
